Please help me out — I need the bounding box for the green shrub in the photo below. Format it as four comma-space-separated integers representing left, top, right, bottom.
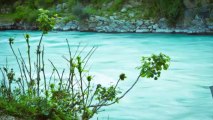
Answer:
84, 6, 97, 15
67, 0, 77, 10
62, 14, 77, 23
14, 5, 39, 23
142, 0, 184, 26
0, 14, 16, 23
112, 0, 125, 10
33, 0, 63, 8
72, 4, 90, 20
91, 0, 106, 4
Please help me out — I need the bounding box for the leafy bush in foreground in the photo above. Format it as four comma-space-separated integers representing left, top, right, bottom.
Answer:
0, 9, 170, 120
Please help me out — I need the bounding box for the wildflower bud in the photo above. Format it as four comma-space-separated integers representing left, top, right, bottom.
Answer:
9, 38, 14, 44
87, 76, 92, 82
119, 73, 126, 80
50, 84, 55, 89
97, 84, 101, 88
25, 34, 30, 39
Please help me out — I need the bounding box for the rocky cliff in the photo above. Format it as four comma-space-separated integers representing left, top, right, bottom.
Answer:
183, 0, 213, 30
54, 0, 213, 34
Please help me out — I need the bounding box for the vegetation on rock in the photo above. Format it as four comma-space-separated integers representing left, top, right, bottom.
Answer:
0, 0, 194, 25
142, 0, 184, 25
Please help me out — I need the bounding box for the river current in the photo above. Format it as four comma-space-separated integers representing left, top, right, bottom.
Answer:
0, 31, 213, 120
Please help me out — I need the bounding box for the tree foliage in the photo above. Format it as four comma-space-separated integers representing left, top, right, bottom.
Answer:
143, 0, 184, 25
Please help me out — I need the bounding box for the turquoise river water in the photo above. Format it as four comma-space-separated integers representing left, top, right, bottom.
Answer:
0, 31, 213, 120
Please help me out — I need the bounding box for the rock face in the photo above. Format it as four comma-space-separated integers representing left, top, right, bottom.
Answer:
0, 22, 37, 30
53, 14, 213, 34
0, 22, 14, 30
183, 0, 213, 33
0, 115, 22, 120
30, 0, 213, 34
1, 13, 212, 34
54, 20, 79, 31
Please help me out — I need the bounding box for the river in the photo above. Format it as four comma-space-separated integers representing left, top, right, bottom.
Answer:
0, 31, 213, 120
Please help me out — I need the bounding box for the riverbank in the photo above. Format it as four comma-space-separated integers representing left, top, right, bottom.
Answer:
54, 15, 213, 34
1, 15, 213, 34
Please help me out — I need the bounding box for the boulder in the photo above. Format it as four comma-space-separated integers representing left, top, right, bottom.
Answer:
56, 4, 62, 12
139, 25, 148, 29
95, 16, 108, 22
148, 25, 152, 29
88, 22, 97, 29
78, 21, 89, 31
152, 24, 159, 30
191, 15, 206, 29
62, 21, 79, 31
54, 21, 64, 30
0, 115, 22, 120
121, 8, 127, 12
109, 16, 117, 20
158, 18, 168, 29
136, 20, 143, 26
136, 29, 150, 33
155, 28, 174, 33
128, 13, 135, 18
174, 29, 188, 33
144, 20, 151, 26
128, 0, 142, 7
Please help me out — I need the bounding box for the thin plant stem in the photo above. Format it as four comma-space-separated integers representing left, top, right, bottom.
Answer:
42, 46, 47, 93
26, 36, 32, 84
9, 43, 25, 94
